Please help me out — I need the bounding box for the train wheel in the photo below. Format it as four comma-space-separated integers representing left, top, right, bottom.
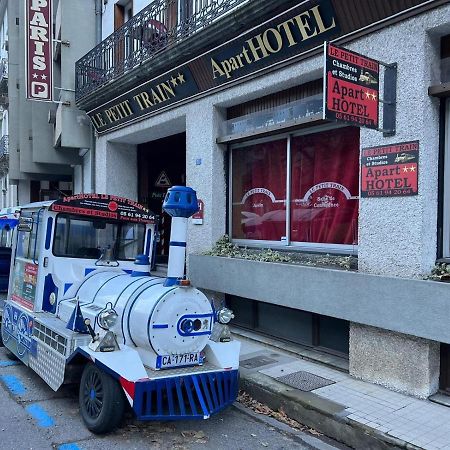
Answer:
79, 362, 124, 434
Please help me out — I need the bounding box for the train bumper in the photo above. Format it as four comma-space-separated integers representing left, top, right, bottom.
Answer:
131, 369, 239, 421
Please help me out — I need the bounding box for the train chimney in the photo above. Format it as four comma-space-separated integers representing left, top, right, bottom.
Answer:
162, 186, 199, 287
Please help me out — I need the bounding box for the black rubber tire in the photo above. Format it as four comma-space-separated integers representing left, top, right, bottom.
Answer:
79, 362, 125, 434
4, 347, 18, 360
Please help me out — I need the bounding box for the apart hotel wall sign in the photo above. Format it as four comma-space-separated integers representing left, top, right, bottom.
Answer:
88, 0, 340, 133
324, 43, 379, 129
361, 141, 419, 197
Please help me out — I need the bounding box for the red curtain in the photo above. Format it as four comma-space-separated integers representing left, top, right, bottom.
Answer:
290, 127, 359, 244
232, 139, 287, 241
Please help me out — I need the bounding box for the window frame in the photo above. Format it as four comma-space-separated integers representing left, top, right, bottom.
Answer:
228, 123, 359, 255
443, 98, 450, 258
51, 213, 146, 261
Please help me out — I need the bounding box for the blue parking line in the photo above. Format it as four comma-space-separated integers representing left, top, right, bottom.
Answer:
0, 360, 20, 367
58, 444, 81, 450
25, 404, 55, 428
0, 374, 26, 395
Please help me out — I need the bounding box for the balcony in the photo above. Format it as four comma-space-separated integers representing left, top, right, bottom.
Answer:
75, 0, 290, 108
0, 59, 7, 95
0, 135, 9, 174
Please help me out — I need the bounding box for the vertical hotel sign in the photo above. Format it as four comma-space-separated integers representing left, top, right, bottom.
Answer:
26, 0, 53, 102
324, 43, 379, 129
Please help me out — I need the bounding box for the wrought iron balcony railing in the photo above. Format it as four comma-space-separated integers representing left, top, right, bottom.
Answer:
0, 58, 7, 83
0, 135, 9, 173
0, 135, 8, 158
75, 0, 248, 100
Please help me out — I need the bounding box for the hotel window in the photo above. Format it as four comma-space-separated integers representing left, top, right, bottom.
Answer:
230, 126, 359, 253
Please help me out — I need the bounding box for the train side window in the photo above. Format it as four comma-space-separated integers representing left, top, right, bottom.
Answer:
116, 224, 145, 260
16, 211, 41, 262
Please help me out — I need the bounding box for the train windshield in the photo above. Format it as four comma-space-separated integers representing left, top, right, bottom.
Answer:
53, 214, 146, 260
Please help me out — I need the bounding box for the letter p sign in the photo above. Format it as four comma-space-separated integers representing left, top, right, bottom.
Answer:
31, 81, 49, 99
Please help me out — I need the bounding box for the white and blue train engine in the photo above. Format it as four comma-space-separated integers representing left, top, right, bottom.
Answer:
1, 188, 240, 434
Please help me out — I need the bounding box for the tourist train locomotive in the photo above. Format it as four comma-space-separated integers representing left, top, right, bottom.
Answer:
1, 187, 240, 433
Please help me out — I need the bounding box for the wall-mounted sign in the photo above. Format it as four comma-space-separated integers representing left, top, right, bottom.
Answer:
87, 0, 339, 134
26, 0, 53, 102
324, 43, 379, 129
154, 171, 172, 188
50, 194, 156, 223
361, 141, 419, 197
192, 199, 204, 225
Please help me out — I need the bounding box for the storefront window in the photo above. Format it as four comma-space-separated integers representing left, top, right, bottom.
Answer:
230, 126, 360, 250
231, 139, 287, 241
291, 127, 359, 245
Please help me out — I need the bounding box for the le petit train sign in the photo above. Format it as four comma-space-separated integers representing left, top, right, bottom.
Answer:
360, 141, 419, 198
88, 0, 339, 134
324, 43, 379, 129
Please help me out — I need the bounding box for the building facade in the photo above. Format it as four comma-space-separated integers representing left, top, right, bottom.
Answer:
75, 0, 450, 398
0, 0, 98, 206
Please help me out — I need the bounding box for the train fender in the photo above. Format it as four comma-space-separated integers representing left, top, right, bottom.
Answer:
68, 345, 149, 405
203, 340, 241, 370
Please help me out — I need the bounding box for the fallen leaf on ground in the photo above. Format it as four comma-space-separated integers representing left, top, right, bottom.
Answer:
237, 390, 322, 436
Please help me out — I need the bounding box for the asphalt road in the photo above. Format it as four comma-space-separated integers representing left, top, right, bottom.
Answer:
0, 347, 345, 450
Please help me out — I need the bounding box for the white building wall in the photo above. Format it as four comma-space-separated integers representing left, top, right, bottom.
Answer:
73, 165, 82, 194
83, 150, 92, 193
17, 179, 30, 205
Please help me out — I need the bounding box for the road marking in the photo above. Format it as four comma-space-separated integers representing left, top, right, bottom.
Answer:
25, 404, 55, 428
58, 444, 82, 450
0, 360, 20, 367
0, 374, 26, 395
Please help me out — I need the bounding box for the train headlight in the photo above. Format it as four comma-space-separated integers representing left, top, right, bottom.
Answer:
217, 307, 234, 324
98, 309, 118, 330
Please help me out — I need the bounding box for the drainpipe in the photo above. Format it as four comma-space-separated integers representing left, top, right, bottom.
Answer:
90, 0, 103, 192
95, 0, 102, 44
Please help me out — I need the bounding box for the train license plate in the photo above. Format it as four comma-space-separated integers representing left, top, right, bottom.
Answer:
157, 352, 203, 369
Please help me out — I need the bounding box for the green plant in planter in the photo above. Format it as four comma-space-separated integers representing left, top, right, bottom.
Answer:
424, 262, 450, 281
204, 235, 241, 258
204, 235, 292, 263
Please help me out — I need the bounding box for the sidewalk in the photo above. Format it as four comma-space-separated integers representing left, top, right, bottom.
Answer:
237, 333, 450, 450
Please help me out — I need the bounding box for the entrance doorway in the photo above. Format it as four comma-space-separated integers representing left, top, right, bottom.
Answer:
137, 133, 186, 264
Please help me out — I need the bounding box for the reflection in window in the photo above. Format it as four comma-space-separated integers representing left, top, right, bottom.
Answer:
53, 215, 145, 260
230, 127, 360, 247
117, 224, 146, 260
16, 212, 41, 260
291, 127, 359, 245
232, 139, 287, 241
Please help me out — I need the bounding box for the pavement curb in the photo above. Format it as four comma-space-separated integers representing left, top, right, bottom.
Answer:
240, 371, 422, 450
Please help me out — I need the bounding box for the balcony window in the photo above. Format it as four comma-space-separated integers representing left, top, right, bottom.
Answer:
230, 126, 360, 252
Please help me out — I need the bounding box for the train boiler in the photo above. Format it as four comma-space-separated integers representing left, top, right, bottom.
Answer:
1, 187, 240, 433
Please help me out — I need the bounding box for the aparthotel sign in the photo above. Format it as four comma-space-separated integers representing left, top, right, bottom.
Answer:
88, 0, 339, 133
26, 0, 53, 102
324, 43, 379, 129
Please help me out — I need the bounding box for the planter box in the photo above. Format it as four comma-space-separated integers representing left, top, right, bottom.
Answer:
189, 254, 450, 344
